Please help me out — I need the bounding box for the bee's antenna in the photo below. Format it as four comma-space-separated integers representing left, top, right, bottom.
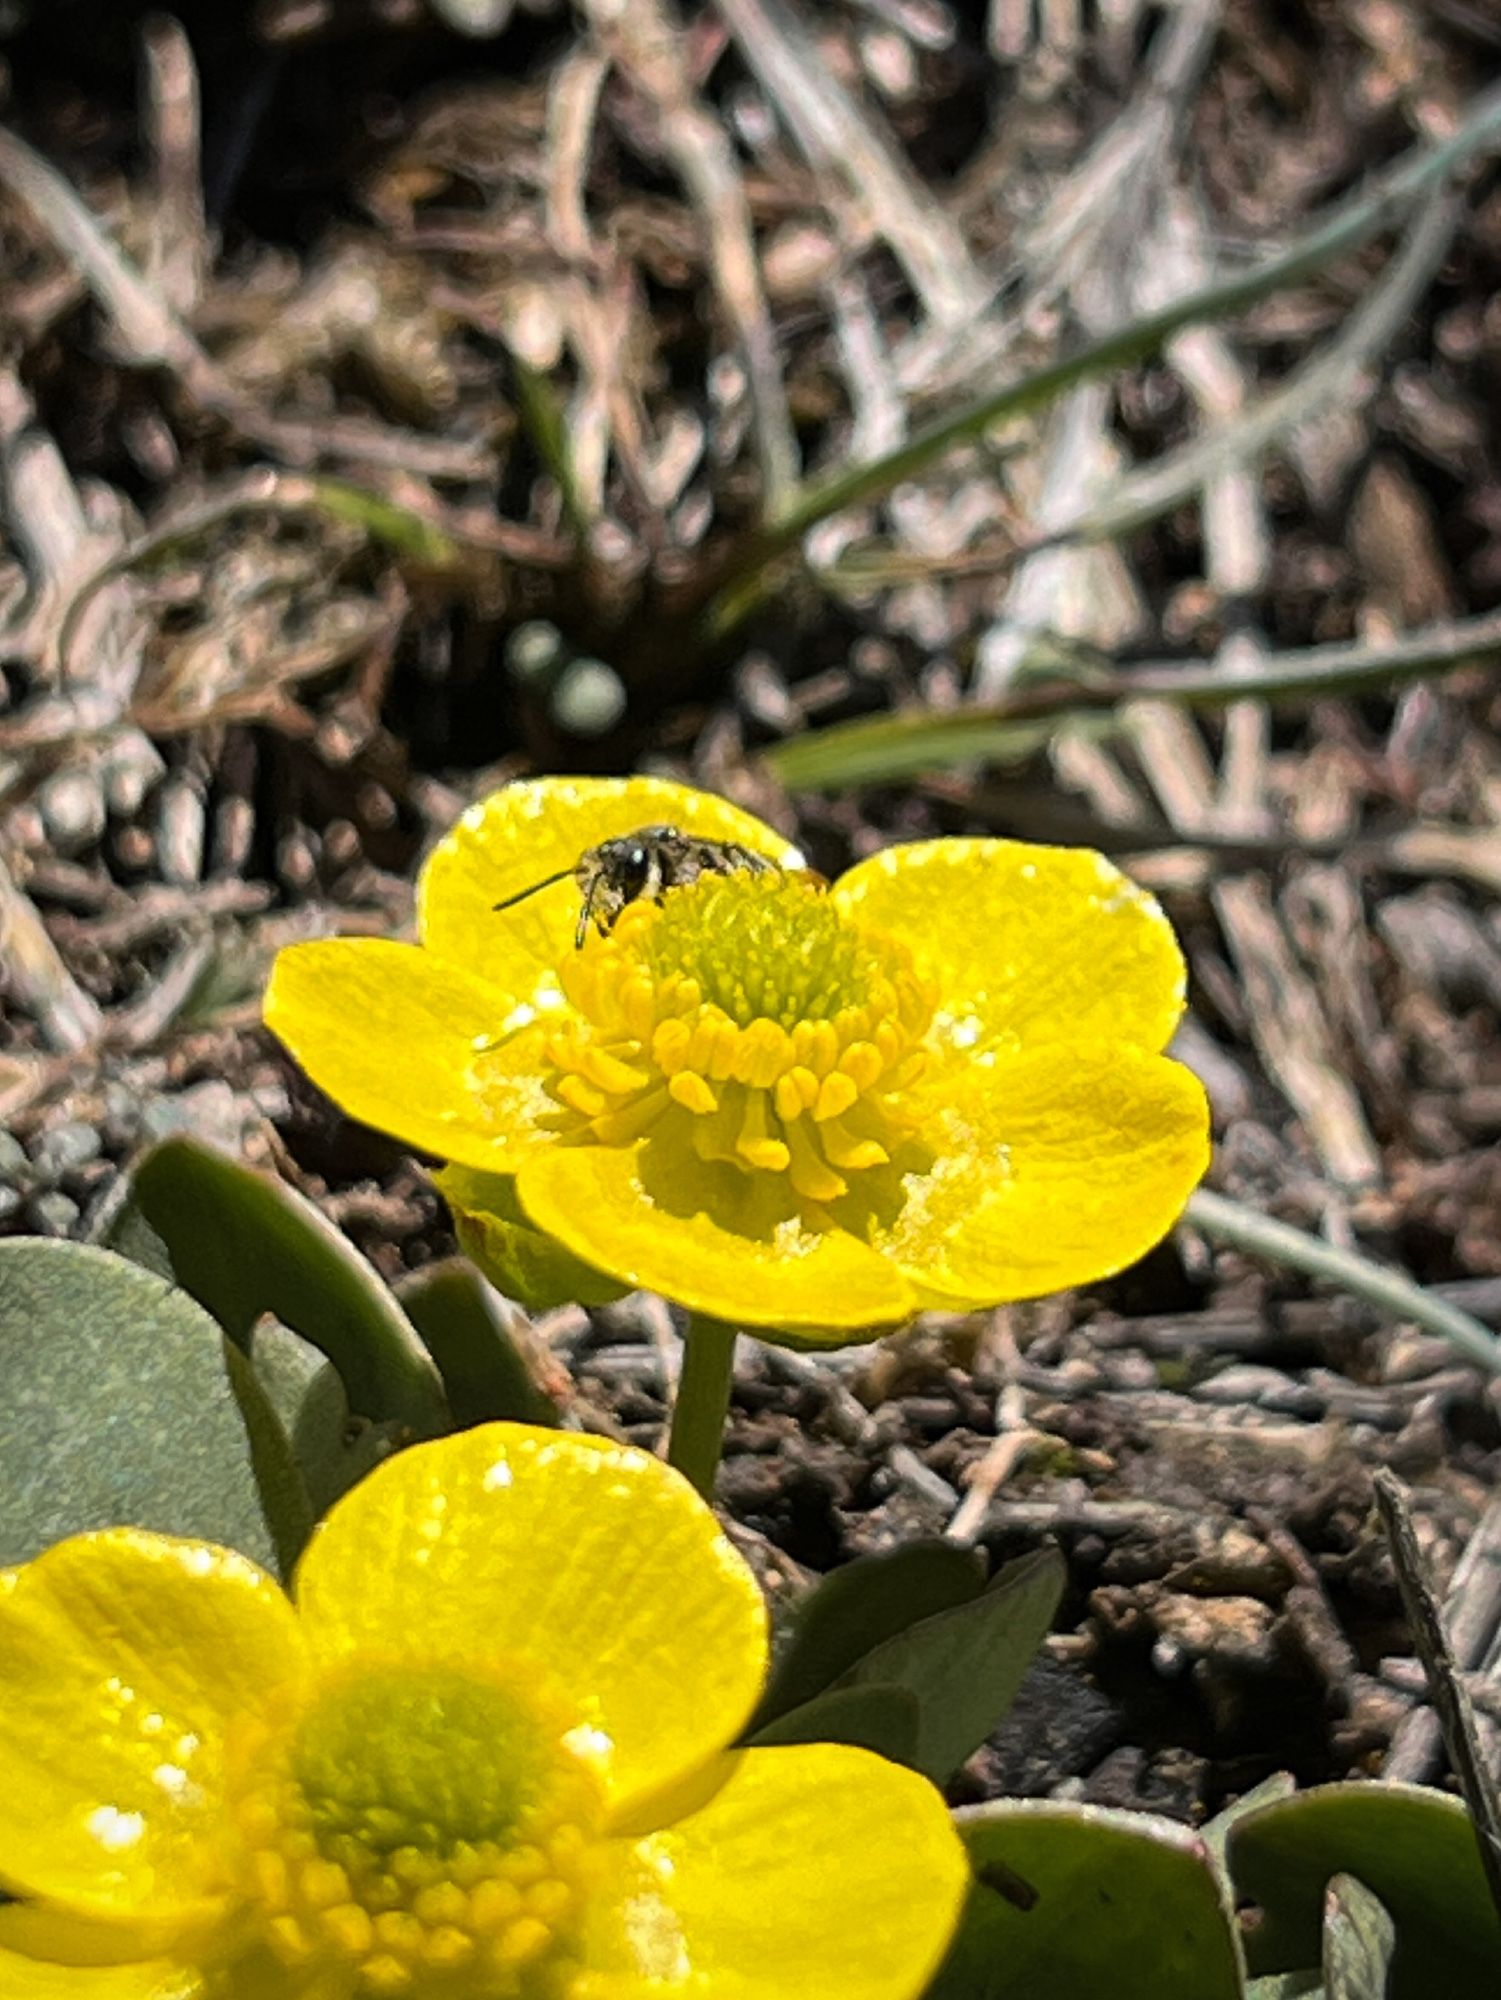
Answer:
493, 867, 574, 914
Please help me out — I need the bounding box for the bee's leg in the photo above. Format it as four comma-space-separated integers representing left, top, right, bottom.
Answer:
575, 880, 597, 950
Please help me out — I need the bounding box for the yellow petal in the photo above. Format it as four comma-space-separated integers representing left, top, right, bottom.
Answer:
438, 1164, 627, 1311
418, 778, 799, 1010
866, 1044, 1209, 1306
0, 1942, 197, 1999
578, 1746, 969, 1998
293, 1425, 767, 1818
0, 1532, 304, 1933
832, 839, 1187, 1057
515, 1140, 914, 1333
0, 1938, 296, 2000
264, 938, 556, 1175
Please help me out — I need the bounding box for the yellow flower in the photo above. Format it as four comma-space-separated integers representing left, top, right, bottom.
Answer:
265, 777, 1209, 1334
0, 1424, 967, 1999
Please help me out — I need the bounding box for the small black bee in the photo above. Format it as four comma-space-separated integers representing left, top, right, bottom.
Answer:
494, 825, 779, 949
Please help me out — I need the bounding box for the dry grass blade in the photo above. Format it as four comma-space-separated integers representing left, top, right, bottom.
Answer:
139, 13, 207, 317
707, 76, 1501, 628
1058, 190, 1467, 548
0, 856, 102, 1054
1373, 1470, 1501, 1926
0, 126, 493, 480
718, 0, 987, 332
586, 0, 798, 508
1386, 1490, 1501, 1785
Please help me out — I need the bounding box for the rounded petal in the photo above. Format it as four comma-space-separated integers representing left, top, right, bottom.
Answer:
264, 938, 556, 1174
516, 1141, 914, 1333
294, 1424, 767, 1817
438, 1164, 627, 1311
578, 1745, 969, 1998
833, 839, 1186, 1057
0, 1943, 197, 2000
419, 778, 799, 1009
0, 1532, 305, 1931
0, 1939, 293, 2000
868, 1045, 1210, 1306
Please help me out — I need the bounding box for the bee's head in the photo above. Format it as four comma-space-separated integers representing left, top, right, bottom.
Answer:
597, 836, 653, 898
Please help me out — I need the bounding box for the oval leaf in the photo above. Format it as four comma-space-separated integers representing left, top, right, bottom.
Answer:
748, 1682, 921, 1765
249, 1317, 401, 1517
105, 1136, 448, 1435
1228, 1781, 1501, 2000
933, 1798, 1244, 2000
753, 1539, 987, 1729
394, 1261, 562, 1427
0, 1238, 310, 1577
838, 1546, 1066, 1783
1325, 1873, 1396, 2000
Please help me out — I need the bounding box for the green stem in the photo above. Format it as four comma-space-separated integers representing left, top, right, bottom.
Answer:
1185, 1189, 1501, 1377
666, 1315, 739, 1499
760, 602, 1501, 792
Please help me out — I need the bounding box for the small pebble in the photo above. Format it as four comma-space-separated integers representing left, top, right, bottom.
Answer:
0, 1131, 31, 1182
102, 1082, 142, 1144
38, 768, 107, 855
27, 1191, 81, 1237
505, 620, 566, 683
30, 1120, 103, 1181
0, 1186, 23, 1225
104, 734, 166, 818
140, 1078, 242, 1147
551, 658, 628, 738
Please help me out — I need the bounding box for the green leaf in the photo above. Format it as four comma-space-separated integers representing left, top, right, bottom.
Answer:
705, 93, 1501, 641
1325, 1873, 1396, 2000
1228, 1781, 1501, 2000
105, 1137, 449, 1436
748, 1683, 921, 1765
395, 1261, 562, 1427
931, 1799, 1245, 2000
763, 708, 1062, 792
1202, 1772, 1301, 1889
753, 1540, 987, 1729
248, 1317, 401, 1518
0, 1238, 310, 1577
834, 1547, 1065, 1784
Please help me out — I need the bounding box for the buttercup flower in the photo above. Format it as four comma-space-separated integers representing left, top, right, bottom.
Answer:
266, 778, 1209, 1333
0, 1424, 967, 1998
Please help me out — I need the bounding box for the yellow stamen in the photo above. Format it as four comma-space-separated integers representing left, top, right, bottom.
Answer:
580, 1047, 650, 1095
785, 1118, 847, 1203
736, 1091, 791, 1173
820, 1119, 890, 1171
668, 1070, 718, 1115
555, 1074, 607, 1120
813, 1072, 859, 1123
531, 871, 935, 1205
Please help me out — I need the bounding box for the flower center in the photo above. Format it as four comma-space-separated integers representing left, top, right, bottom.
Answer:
542, 872, 935, 1203
226, 1663, 605, 1998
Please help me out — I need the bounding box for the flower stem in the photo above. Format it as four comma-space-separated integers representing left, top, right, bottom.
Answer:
667, 1315, 738, 1499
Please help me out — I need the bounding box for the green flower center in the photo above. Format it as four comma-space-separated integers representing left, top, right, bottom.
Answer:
227, 1663, 605, 1998
542, 872, 935, 1204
